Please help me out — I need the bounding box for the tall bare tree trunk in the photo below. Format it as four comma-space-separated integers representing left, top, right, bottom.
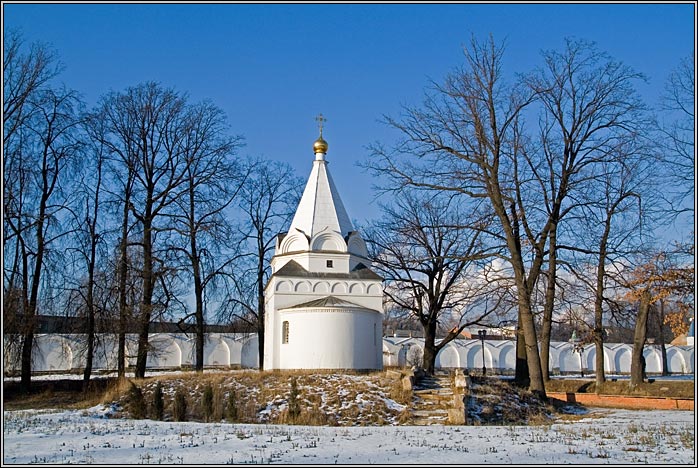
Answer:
116, 187, 132, 378
82, 156, 103, 385
257, 236, 265, 369
20, 144, 53, 391
540, 225, 557, 382
421, 319, 438, 375
658, 299, 668, 376
593, 251, 607, 388
514, 314, 529, 387
630, 289, 651, 388
190, 189, 205, 372
135, 209, 154, 379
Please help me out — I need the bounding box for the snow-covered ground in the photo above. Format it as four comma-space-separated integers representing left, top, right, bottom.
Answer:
3, 405, 694, 464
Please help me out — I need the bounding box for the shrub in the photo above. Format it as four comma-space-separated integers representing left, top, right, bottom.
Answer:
173, 388, 188, 422
226, 389, 238, 422
202, 383, 214, 422
288, 377, 301, 423
151, 382, 164, 420
389, 379, 412, 405
127, 383, 146, 419
213, 386, 224, 421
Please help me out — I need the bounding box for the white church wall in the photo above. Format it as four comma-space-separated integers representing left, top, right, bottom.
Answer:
382, 343, 398, 367
91, 336, 119, 370
177, 336, 195, 367
268, 277, 382, 312
277, 308, 381, 370
466, 342, 493, 370
558, 347, 581, 373
307, 253, 350, 273
405, 343, 424, 368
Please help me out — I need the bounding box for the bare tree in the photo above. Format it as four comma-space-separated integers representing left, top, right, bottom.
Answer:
364, 36, 549, 396
658, 53, 694, 224
71, 112, 108, 384
4, 85, 82, 390
3, 31, 62, 377
3, 29, 60, 155
560, 150, 654, 385
168, 101, 245, 371
365, 192, 499, 375
97, 82, 191, 378
524, 38, 649, 382
221, 158, 302, 368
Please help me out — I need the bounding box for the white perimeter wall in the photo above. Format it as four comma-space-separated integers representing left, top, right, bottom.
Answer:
3, 334, 694, 375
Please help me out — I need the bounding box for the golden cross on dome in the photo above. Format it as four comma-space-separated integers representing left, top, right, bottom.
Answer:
315, 113, 327, 136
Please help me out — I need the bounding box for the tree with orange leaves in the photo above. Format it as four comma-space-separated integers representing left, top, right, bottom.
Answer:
624, 244, 693, 386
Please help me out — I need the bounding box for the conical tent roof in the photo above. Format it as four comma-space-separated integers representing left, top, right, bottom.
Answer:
288, 143, 353, 237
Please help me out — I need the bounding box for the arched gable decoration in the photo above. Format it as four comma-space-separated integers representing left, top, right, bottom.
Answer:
346, 232, 368, 257
310, 230, 347, 252
280, 229, 310, 254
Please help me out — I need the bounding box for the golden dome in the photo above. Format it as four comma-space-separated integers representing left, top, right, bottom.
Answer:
313, 135, 328, 154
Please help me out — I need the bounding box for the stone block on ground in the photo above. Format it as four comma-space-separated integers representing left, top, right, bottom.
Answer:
447, 408, 465, 425
454, 370, 472, 389
401, 375, 414, 391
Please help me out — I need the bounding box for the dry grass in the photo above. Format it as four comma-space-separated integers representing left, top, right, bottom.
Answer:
89, 370, 406, 426
467, 377, 557, 425
388, 378, 412, 405
3, 377, 116, 411
544, 378, 694, 399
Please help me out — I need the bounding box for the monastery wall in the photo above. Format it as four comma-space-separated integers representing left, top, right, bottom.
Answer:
3, 333, 693, 375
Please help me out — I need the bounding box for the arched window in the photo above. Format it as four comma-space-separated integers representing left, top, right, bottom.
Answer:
282, 321, 289, 344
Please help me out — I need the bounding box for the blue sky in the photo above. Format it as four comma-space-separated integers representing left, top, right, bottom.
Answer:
3, 2, 695, 234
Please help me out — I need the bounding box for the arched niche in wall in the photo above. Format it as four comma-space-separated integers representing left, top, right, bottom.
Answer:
331, 282, 347, 294
435, 345, 460, 368
146, 334, 182, 368
204, 336, 231, 367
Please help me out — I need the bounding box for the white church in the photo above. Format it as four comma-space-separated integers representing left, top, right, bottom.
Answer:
262, 118, 384, 371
